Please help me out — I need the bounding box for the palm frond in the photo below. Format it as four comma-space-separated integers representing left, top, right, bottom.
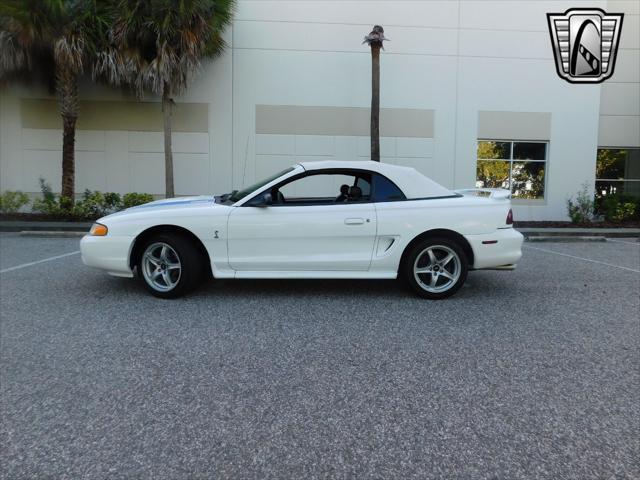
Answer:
109, 0, 235, 96
54, 35, 85, 74
0, 31, 30, 76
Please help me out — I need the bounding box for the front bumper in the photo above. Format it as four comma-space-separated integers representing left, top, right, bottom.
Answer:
464, 228, 524, 270
80, 234, 134, 278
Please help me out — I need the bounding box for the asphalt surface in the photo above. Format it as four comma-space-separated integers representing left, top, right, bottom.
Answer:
1, 233, 638, 479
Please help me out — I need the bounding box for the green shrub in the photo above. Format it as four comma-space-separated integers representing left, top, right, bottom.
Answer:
599, 196, 619, 221
598, 195, 639, 222
566, 183, 594, 224
32, 181, 88, 219
31, 180, 153, 219
32, 195, 99, 220
75, 190, 123, 218
32, 179, 61, 215
123, 192, 154, 208
605, 202, 636, 222
32, 197, 66, 216
32, 198, 75, 217
79, 190, 106, 217
38, 177, 55, 203
0, 190, 30, 213
612, 202, 636, 222
103, 192, 122, 210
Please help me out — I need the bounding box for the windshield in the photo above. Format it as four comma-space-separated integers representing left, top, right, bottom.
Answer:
229, 167, 295, 203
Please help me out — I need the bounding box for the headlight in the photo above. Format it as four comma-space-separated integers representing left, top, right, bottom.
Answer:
89, 223, 108, 236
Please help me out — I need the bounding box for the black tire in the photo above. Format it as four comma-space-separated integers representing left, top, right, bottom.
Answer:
402, 237, 468, 299
137, 233, 205, 299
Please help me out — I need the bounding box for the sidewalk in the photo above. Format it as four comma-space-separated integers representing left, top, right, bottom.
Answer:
1, 220, 638, 240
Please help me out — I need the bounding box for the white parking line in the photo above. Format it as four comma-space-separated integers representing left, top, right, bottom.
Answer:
606, 238, 640, 246
523, 245, 640, 273
0, 251, 80, 274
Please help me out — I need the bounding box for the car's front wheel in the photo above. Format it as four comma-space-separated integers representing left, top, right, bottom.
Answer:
403, 237, 468, 299
138, 234, 204, 298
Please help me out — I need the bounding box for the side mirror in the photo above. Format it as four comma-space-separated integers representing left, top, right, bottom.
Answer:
261, 192, 273, 206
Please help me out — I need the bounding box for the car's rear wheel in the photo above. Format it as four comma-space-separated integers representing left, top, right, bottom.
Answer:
138, 234, 204, 298
403, 237, 468, 299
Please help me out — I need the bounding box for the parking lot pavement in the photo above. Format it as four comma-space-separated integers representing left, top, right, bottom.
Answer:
1, 232, 638, 479
0, 234, 80, 271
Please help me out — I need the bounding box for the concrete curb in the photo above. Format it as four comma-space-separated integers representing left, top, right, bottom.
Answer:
526, 236, 608, 243
519, 228, 640, 238
0, 221, 91, 233
19, 231, 85, 238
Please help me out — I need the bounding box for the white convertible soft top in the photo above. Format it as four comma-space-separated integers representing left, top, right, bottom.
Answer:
298, 160, 454, 199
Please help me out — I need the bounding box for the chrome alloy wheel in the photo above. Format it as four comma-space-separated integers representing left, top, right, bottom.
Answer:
413, 244, 461, 293
141, 242, 182, 292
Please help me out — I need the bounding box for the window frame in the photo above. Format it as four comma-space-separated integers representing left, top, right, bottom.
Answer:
476, 139, 549, 201
242, 168, 407, 207
595, 147, 640, 197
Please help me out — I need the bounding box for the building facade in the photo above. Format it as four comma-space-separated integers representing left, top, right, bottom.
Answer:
0, 0, 638, 220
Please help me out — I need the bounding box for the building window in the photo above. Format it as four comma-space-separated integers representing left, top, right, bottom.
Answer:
595, 148, 640, 199
476, 140, 547, 199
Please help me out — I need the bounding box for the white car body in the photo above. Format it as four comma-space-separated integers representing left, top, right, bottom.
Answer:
81, 161, 523, 292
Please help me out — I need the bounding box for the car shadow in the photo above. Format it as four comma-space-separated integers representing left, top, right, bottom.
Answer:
197, 278, 410, 299
79, 269, 515, 303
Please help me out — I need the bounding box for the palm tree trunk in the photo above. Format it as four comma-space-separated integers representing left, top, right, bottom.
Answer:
162, 83, 175, 198
56, 67, 79, 201
370, 44, 381, 162
61, 115, 77, 200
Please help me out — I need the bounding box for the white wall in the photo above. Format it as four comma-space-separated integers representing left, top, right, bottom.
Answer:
599, 0, 640, 148
230, 0, 606, 220
0, 27, 234, 198
1, 0, 637, 220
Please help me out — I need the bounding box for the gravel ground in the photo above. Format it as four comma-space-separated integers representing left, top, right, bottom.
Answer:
1, 233, 638, 479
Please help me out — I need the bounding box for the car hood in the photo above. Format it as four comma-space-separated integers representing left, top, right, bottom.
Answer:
100, 195, 227, 222
127, 195, 218, 211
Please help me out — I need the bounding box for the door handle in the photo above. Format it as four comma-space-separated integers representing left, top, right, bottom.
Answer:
344, 218, 365, 225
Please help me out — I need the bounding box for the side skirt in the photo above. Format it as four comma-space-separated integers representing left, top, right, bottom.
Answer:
233, 271, 398, 280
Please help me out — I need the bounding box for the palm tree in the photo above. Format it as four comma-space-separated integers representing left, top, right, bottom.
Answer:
106, 0, 235, 198
0, 0, 111, 202
363, 25, 387, 162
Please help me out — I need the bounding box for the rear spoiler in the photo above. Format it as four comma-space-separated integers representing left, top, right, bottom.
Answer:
455, 188, 511, 200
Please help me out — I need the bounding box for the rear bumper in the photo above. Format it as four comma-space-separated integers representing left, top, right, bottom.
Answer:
464, 228, 523, 270
80, 234, 134, 278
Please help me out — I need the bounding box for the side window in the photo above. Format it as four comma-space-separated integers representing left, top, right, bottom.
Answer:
372, 174, 406, 202
280, 173, 353, 199
355, 176, 371, 197
274, 172, 372, 205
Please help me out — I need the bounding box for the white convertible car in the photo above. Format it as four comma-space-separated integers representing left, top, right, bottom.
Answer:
81, 161, 523, 299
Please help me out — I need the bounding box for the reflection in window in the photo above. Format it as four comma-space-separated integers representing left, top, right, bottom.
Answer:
595, 148, 640, 199
477, 141, 511, 159
513, 142, 546, 160
476, 140, 547, 199
511, 162, 545, 199
476, 160, 510, 189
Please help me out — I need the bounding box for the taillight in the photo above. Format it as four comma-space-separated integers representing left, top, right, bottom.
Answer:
506, 208, 513, 225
